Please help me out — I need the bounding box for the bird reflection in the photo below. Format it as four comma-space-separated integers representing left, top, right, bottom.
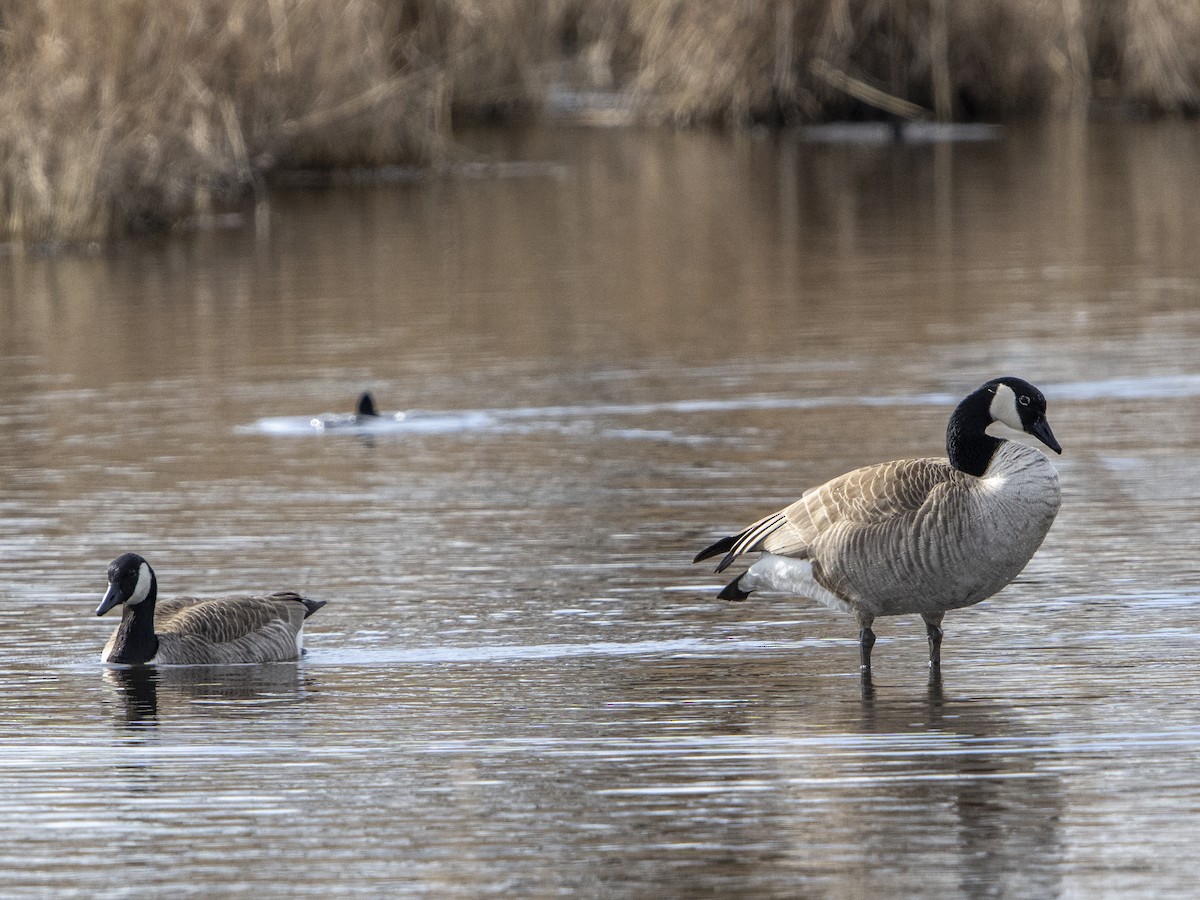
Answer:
925, 666, 946, 706
104, 667, 160, 726
599, 653, 1065, 896
859, 665, 944, 712
854, 668, 1063, 897
102, 664, 318, 729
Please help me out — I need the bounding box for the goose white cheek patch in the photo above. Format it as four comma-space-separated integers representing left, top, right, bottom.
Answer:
127, 562, 153, 606
989, 382, 1024, 432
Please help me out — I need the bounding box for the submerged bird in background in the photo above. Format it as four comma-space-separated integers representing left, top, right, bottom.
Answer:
355, 392, 380, 418
694, 377, 1062, 673
96, 553, 325, 665
310, 391, 401, 430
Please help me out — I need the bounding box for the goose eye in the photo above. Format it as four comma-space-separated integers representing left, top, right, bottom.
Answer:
1018, 395, 1030, 406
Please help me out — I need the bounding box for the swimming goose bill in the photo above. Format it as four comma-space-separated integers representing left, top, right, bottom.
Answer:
96, 583, 123, 617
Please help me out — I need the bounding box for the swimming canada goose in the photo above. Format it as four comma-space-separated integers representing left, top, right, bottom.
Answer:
96, 553, 326, 665
694, 376, 1062, 672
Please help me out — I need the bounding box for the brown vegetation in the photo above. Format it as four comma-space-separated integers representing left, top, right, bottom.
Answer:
0, 0, 554, 244
620, 0, 1200, 124
1, 0, 1200, 244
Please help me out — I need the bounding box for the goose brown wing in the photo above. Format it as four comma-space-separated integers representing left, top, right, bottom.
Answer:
717, 458, 954, 569
772, 457, 954, 548
156, 593, 310, 644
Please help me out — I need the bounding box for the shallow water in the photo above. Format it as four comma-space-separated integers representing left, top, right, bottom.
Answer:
3, 121, 1200, 896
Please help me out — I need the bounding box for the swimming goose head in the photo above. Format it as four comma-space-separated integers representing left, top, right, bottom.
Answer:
948, 377, 1061, 477
96, 553, 156, 617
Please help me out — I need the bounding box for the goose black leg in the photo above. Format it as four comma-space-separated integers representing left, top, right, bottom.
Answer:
858, 626, 876, 673
923, 613, 945, 669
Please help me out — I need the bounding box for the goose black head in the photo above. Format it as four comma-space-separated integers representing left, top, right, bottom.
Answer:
96, 553, 156, 617
356, 393, 379, 417
948, 377, 1061, 476
984, 376, 1061, 454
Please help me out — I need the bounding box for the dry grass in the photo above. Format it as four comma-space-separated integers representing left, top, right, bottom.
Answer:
623, 0, 1084, 124
1119, 0, 1200, 111
2, 0, 1200, 244
424, 0, 556, 115
617, 0, 1200, 124
0, 0, 553, 244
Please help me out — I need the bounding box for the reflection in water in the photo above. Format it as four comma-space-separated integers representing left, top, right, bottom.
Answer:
857, 671, 1064, 898
579, 655, 1067, 896
105, 666, 159, 726
102, 664, 317, 728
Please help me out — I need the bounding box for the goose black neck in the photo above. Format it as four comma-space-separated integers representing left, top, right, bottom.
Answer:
109, 585, 160, 666
946, 390, 1004, 477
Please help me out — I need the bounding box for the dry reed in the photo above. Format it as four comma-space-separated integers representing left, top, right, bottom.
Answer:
1119, 0, 1200, 111
0, 0, 553, 244
623, 0, 1081, 124
621, 0, 1200, 124
2, 0, 1200, 244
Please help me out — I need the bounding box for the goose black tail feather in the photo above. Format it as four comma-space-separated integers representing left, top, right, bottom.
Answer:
693, 534, 737, 565
301, 598, 327, 619
717, 574, 751, 601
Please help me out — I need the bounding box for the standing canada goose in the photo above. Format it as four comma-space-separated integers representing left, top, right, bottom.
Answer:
694, 377, 1062, 672
96, 553, 326, 665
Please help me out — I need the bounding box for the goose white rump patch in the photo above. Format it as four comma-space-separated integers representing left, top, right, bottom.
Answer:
742, 554, 852, 614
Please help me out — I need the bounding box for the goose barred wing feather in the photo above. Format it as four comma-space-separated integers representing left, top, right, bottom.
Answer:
154, 593, 315, 664
717, 457, 955, 571
784, 457, 954, 532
